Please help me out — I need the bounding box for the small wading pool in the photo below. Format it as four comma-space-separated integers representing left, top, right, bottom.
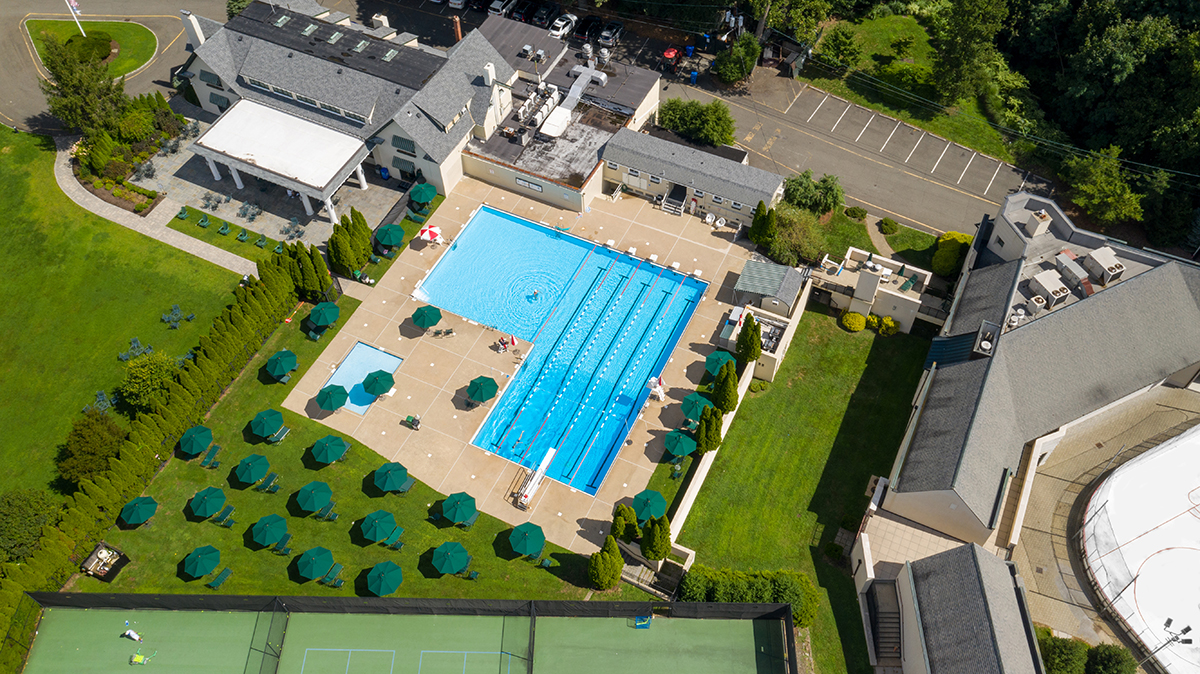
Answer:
322, 342, 403, 415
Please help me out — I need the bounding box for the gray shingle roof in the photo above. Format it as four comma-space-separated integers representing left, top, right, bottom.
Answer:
602, 128, 783, 208
910, 544, 1038, 674
734, 260, 807, 310
195, 16, 224, 41
944, 259, 1022, 337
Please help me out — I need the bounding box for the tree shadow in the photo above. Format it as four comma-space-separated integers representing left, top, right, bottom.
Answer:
544, 551, 589, 589
574, 516, 609, 550
491, 529, 521, 562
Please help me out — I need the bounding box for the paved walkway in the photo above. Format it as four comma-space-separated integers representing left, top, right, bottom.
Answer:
53, 136, 255, 276
864, 216, 896, 257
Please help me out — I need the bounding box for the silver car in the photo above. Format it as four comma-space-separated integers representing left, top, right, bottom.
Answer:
549, 13, 576, 39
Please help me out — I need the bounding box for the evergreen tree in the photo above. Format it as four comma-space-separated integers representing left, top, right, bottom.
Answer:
588, 535, 624, 590
611, 511, 628, 543
706, 406, 723, 452
735, 314, 762, 363
38, 34, 128, 134
749, 201, 769, 244
641, 516, 672, 561
618, 503, 641, 539
297, 249, 320, 301
713, 360, 739, 413
308, 245, 330, 295
695, 406, 717, 455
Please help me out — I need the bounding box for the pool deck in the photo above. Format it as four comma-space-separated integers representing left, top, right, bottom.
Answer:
282, 177, 754, 553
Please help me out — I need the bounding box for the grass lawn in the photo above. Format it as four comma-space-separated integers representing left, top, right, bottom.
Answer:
0, 129, 235, 491
885, 225, 938, 271
76, 296, 648, 600
168, 209, 280, 263
677, 305, 929, 673
366, 195, 445, 280
824, 211, 878, 259
26, 20, 157, 78
803, 16, 1013, 162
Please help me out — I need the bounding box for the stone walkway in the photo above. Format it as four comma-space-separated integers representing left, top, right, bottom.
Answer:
52, 136, 255, 277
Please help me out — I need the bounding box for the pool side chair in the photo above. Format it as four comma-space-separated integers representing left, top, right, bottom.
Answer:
380, 528, 402, 547
276, 373, 291, 384
218, 223, 230, 235
329, 578, 344, 589
383, 249, 396, 259
273, 242, 284, 254
540, 558, 553, 569
326, 512, 339, 523
466, 571, 480, 581
267, 483, 280, 494
271, 533, 292, 554
255, 235, 267, 248
208, 459, 221, 471
408, 213, 426, 224
460, 511, 479, 531
397, 475, 416, 496
219, 517, 235, 528
256, 473, 278, 492
266, 426, 290, 444
428, 512, 443, 524
206, 567, 232, 590
237, 228, 249, 242
211, 505, 234, 524
315, 502, 334, 520
197, 214, 209, 227
176, 207, 189, 220
411, 204, 430, 216
200, 445, 220, 468
321, 563, 344, 584
388, 538, 405, 552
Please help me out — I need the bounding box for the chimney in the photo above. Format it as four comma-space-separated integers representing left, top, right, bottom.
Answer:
180, 10, 206, 51
371, 13, 390, 29
483, 62, 495, 87
453, 15, 463, 43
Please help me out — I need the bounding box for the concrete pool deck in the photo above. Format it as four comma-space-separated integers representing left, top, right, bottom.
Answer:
282, 177, 756, 553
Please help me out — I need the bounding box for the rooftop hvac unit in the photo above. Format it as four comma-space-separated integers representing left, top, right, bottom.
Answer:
1025, 208, 1052, 237
582, 43, 593, 59
1027, 295, 1046, 315
520, 44, 533, 59
1083, 246, 1125, 285
1031, 269, 1070, 307
598, 47, 610, 65
1055, 253, 1089, 289
534, 49, 546, 63
532, 110, 545, 127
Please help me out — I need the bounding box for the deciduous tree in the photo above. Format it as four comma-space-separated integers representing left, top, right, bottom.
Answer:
117, 352, 177, 413
1063, 146, 1144, 226
57, 410, 127, 487
0, 490, 61, 564
932, 0, 1008, 102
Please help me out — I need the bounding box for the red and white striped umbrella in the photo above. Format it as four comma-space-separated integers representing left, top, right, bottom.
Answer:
418, 224, 442, 242
509, 335, 518, 347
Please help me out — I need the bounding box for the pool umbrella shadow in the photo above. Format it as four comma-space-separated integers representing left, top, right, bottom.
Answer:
426, 503, 454, 529
286, 555, 309, 584
353, 566, 374, 597
360, 473, 386, 499
398, 319, 426, 340
491, 530, 521, 562
182, 498, 211, 523
243, 525, 268, 552
300, 449, 331, 472
285, 492, 310, 518
451, 387, 478, 411
348, 520, 374, 548
303, 398, 335, 421
227, 464, 252, 490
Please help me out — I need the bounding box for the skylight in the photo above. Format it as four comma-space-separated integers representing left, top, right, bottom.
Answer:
353, 40, 368, 53
301, 23, 318, 36
273, 15, 291, 27
327, 31, 344, 45
382, 49, 398, 62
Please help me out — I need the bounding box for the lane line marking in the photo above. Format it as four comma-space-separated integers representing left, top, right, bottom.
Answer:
930, 139, 951, 173
855, 114, 875, 143
829, 103, 850, 133
1019, 169, 1029, 192
783, 82, 807, 115
743, 122, 762, 143
880, 119, 901, 153
806, 93, 828, 124
984, 161, 1003, 195
957, 152, 977, 184
905, 131, 925, 163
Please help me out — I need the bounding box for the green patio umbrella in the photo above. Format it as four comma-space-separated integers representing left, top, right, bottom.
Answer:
119, 496, 158, 526
309, 302, 340, 327
442, 492, 477, 524
374, 462, 409, 493
664, 431, 697, 458
189, 486, 226, 518
410, 182, 437, 205
360, 510, 397, 543
362, 370, 395, 397
705, 350, 736, 377
296, 481, 332, 512
251, 409, 284, 438
681, 393, 713, 421
376, 224, 406, 247
182, 545, 220, 578
297, 547, 334, 581
366, 560, 404, 596
632, 489, 667, 522
898, 265, 907, 277
509, 522, 546, 558
411, 305, 442, 330
311, 435, 350, 464
250, 514, 288, 547
234, 454, 270, 484
316, 384, 349, 412
467, 376, 499, 403
265, 350, 297, 379
179, 425, 212, 457
432, 541, 471, 575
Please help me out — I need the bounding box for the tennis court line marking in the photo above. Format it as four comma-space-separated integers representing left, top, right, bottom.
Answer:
300, 648, 396, 674
418, 650, 514, 674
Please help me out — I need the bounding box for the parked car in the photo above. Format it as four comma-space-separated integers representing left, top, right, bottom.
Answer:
531, 2, 559, 27
511, 0, 537, 22
597, 20, 623, 46
468, 0, 490, 10
488, 0, 518, 16
548, 13, 576, 38
573, 15, 603, 41
449, 0, 467, 9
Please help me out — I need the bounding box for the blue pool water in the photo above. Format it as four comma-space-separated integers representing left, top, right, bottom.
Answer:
415, 206, 707, 495
324, 342, 404, 415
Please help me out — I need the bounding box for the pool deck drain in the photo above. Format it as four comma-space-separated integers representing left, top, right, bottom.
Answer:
283, 177, 757, 554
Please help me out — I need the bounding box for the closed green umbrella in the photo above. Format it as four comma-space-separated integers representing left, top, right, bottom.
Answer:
250, 514, 288, 547
297, 547, 334, 581
366, 560, 404, 596
898, 265, 907, 277
296, 481, 332, 512
411, 305, 442, 330
374, 462, 409, 492
509, 522, 546, 558
632, 489, 667, 522
664, 431, 697, 458
360, 510, 397, 543
251, 409, 284, 438
182, 545, 221, 578
316, 385, 349, 412
432, 541, 470, 575
266, 350, 297, 379
311, 435, 350, 464
362, 370, 394, 396
119, 496, 158, 526
189, 486, 226, 518
235, 454, 270, 484
410, 182, 437, 205
376, 224, 406, 247
179, 425, 212, 457
442, 492, 477, 524
681, 393, 713, 421
310, 302, 340, 327
467, 376, 499, 403
705, 350, 736, 377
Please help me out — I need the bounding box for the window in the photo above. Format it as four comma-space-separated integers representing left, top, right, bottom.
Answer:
627, 169, 640, 178
198, 70, 222, 88
391, 135, 416, 155
209, 92, 230, 111
271, 86, 294, 98
295, 94, 317, 107
712, 195, 724, 204
516, 177, 543, 193
327, 31, 344, 45
246, 77, 269, 90
995, 236, 1005, 248
391, 157, 416, 174
731, 201, 743, 210
301, 23, 318, 36
693, 190, 705, 198
649, 175, 661, 184
383, 49, 398, 62
353, 40, 369, 53
319, 102, 342, 115
606, 161, 618, 170
345, 111, 366, 124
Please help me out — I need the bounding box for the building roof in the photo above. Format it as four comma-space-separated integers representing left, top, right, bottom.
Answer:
735, 260, 806, 305
476, 15, 567, 76
602, 128, 783, 208
542, 57, 660, 115
910, 544, 1039, 674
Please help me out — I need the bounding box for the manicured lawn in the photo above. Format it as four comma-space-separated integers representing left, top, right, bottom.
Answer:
77, 297, 644, 600
803, 16, 1014, 162
366, 195, 445, 280
886, 225, 938, 271
824, 211, 878, 259
26, 20, 157, 78
0, 129, 235, 491
677, 305, 929, 673
168, 208, 280, 263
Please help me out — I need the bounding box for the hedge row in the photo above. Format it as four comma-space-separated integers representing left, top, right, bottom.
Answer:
677, 565, 822, 628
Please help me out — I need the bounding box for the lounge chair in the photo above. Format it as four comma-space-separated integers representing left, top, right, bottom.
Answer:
176, 207, 188, 220
276, 373, 291, 384
199, 444, 220, 468
466, 571, 480, 581
208, 459, 220, 471
431, 329, 445, 338
266, 426, 290, 444
397, 475, 416, 495
219, 518, 235, 528
197, 214, 209, 227
211, 505, 234, 524
380, 528, 402, 547
257, 473, 278, 492
315, 502, 334, 520
237, 229, 250, 242
443, 328, 455, 338
460, 511, 479, 531
271, 533, 292, 554
321, 563, 344, 585
267, 483, 280, 494
408, 212, 426, 224
273, 242, 284, 254
329, 578, 344, 589
255, 235, 267, 248
206, 567, 232, 589
326, 512, 339, 523
388, 538, 405, 552
540, 558, 553, 569
369, 255, 381, 264
410, 204, 430, 216
218, 223, 230, 235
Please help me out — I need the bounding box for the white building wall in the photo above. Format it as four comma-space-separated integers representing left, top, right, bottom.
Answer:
897, 566, 931, 674
461, 152, 587, 211
883, 488, 990, 544
988, 214, 1028, 262
189, 55, 241, 116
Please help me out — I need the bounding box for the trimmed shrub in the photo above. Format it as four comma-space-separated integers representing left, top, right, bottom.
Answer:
931, 231, 973, 276
102, 159, 130, 181
844, 206, 868, 220
1038, 634, 1088, 674
879, 316, 899, 336
64, 32, 114, 63
657, 98, 737, 147
841, 311, 866, 332
588, 535, 623, 590
879, 217, 900, 235
1084, 644, 1136, 674
865, 313, 881, 331
681, 566, 822, 627
614, 503, 640, 541
712, 360, 739, 414
641, 516, 672, 561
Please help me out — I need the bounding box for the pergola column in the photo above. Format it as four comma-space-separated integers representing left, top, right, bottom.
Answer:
324, 197, 337, 224
228, 165, 244, 190
355, 164, 368, 191
300, 193, 314, 216
205, 156, 222, 181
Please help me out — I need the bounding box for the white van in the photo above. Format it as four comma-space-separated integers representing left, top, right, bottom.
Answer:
488, 0, 517, 16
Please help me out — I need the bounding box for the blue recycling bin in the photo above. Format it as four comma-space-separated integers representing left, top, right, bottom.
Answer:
379, 167, 390, 181
690, 71, 698, 85
685, 45, 695, 57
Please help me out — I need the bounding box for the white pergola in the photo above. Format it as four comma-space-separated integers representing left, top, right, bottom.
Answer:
190, 100, 370, 223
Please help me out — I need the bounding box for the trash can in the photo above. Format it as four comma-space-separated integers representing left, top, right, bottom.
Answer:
690, 71, 698, 85
379, 167, 390, 181
685, 45, 695, 58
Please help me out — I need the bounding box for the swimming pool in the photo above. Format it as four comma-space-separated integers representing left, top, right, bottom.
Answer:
323, 342, 404, 415
415, 206, 707, 495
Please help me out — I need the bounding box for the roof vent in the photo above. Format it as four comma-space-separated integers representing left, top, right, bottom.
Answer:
287, 52, 293, 58
237, 35, 243, 41
337, 68, 343, 74
973, 321, 1000, 357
